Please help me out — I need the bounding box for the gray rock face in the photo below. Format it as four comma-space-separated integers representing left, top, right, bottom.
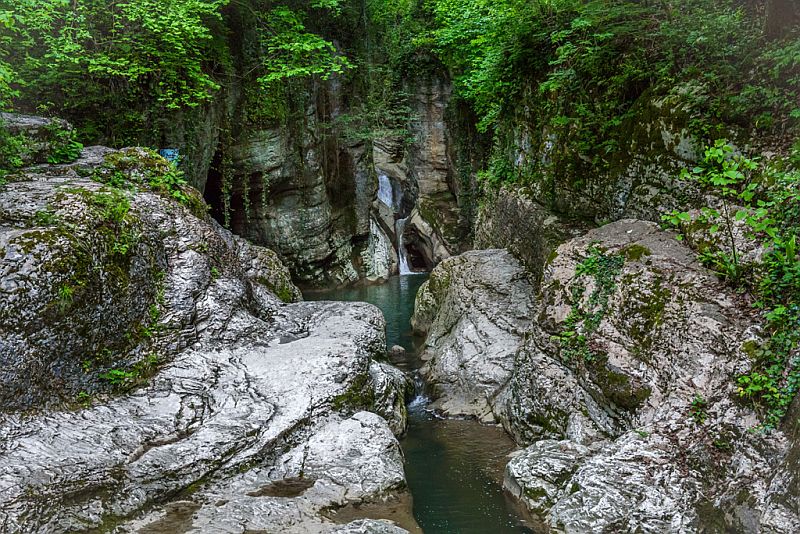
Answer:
0, 146, 295, 408
0, 146, 414, 532
500, 220, 800, 532
225, 98, 370, 287
369, 362, 414, 436
404, 74, 468, 266
503, 440, 591, 517
122, 411, 410, 533
412, 249, 536, 421
473, 186, 588, 283
495, 94, 708, 223
416, 218, 799, 532
214, 72, 474, 284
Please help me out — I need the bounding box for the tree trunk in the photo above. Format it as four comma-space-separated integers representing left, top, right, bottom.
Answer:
765, 0, 799, 39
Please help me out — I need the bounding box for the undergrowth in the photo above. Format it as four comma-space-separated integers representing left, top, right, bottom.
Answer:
663, 140, 800, 428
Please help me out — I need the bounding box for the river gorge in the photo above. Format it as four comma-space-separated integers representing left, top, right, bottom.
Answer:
1, 2, 800, 531
307, 275, 532, 533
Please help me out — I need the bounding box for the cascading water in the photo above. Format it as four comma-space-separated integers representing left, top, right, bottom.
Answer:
375, 173, 423, 276
377, 174, 394, 208
396, 217, 413, 275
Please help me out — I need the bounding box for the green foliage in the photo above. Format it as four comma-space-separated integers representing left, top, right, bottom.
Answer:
663, 141, 800, 427
257, 5, 351, 85
332, 67, 415, 143
98, 368, 136, 387
554, 245, 625, 363
76, 390, 92, 406
690, 394, 708, 425
92, 148, 207, 215
0, 122, 24, 171
57, 283, 74, 310
92, 189, 131, 226
3, 0, 228, 109
662, 140, 760, 283
34, 209, 58, 226
45, 123, 84, 164
1, 1, 354, 145
97, 353, 160, 389
415, 0, 799, 188
148, 166, 190, 203
0, 7, 18, 109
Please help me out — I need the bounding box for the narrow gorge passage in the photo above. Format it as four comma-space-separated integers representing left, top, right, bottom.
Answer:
306, 275, 533, 533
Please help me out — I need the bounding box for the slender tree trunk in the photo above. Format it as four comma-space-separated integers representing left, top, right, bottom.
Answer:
765, 0, 799, 39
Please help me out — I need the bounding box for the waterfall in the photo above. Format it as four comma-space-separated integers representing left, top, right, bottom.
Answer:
374, 173, 424, 276
377, 174, 393, 208
396, 217, 412, 275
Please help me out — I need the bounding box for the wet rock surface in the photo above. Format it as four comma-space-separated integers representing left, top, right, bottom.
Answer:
412, 249, 536, 421
0, 146, 414, 533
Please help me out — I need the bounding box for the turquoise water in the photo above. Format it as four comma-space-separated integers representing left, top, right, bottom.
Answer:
306, 275, 531, 533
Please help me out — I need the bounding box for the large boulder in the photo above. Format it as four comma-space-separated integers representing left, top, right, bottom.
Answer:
411, 249, 536, 421
0, 143, 415, 532
502, 220, 799, 532
0, 145, 295, 408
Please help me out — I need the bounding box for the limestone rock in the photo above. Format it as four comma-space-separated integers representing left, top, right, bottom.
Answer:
501, 219, 799, 532
369, 361, 413, 436
363, 216, 398, 281
411, 249, 536, 421
497, 94, 708, 223
0, 145, 414, 532
121, 411, 410, 533
402, 207, 453, 270
222, 80, 374, 288
503, 440, 591, 517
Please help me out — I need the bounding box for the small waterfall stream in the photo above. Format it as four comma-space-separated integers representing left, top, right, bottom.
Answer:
377, 174, 394, 208
373, 173, 419, 276
396, 217, 413, 275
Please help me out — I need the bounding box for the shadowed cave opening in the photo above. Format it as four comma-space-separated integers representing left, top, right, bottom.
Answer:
203, 151, 226, 226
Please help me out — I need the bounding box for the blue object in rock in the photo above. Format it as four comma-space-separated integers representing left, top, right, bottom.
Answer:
158, 148, 180, 165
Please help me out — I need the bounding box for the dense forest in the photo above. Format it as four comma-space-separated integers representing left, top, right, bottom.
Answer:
1, 1, 800, 532
1, 1, 798, 150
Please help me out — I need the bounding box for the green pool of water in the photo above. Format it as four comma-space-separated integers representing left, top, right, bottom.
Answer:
306, 275, 532, 533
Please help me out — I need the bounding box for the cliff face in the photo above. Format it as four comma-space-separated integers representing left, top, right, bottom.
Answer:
192, 68, 473, 287
218, 81, 376, 287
